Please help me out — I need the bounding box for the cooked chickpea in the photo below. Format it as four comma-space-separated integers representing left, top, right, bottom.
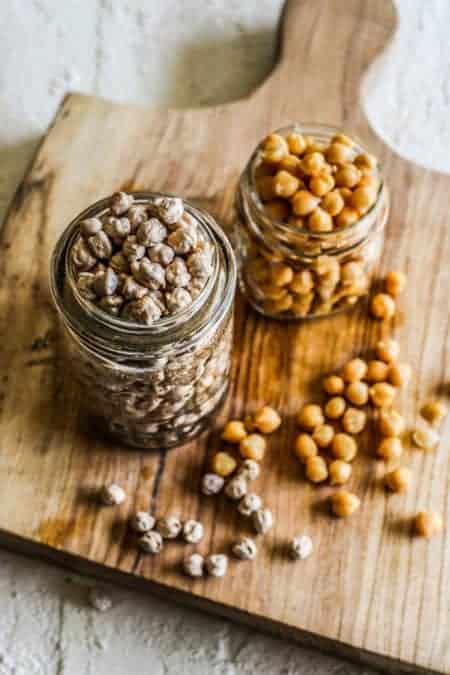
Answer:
291, 292, 314, 317
294, 433, 318, 463
211, 452, 237, 477
222, 420, 247, 443
413, 511, 443, 538
308, 208, 333, 232
335, 206, 360, 228
335, 164, 361, 188
342, 407, 367, 434
260, 283, 289, 301
384, 270, 406, 297
342, 358, 368, 382
376, 437, 403, 461
323, 374, 345, 396
286, 132, 307, 155
326, 143, 353, 165
339, 187, 353, 203
366, 360, 390, 382
354, 153, 377, 171
301, 151, 326, 176
309, 172, 335, 197
345, 381, 369, 406
384, 467, 411, 493
297, 404, 324, 430
273, 170, 300, 198
329, 460, 352, 485
264, 199, 291, 222
291, 190, 320, 216
350, 186, 376, 213
256, 175, 275, 201
376, 338, 400, 363
359, 173, 379, 191
270, 293, 293, 313
239, 434, 267, 461
331, 433, 358, 461
321, 189, 345, 216
278, 154, 302, 175
253, 406, 281, 434
332, 133, 354, 147
261, 133, 289, 163
289, 269, 314, 295
271, 263, 294, 287
370, 293, 396, 320
388, 362, 412, 388
325, 396, 346, 419
312, 424, 335, 448
420, 399, 448, 426
369, 382, 396, 408
330, 490, 360, 517
305, 455, 328, 483
377, 409, 405, 437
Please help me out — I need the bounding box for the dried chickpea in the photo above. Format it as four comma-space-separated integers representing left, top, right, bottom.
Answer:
289, 269, 314, 295
261, 133, 288, 163
287, 215, 306, 229
325, 143, 353, 165
269, 293, 293, 313
377, 409, 405, 437
253, 406, 281, 434
291, 190, 320, 216
222, 420, 247, 443
321, 190, 345, 216
376, 437, 403, 461
384, 467, 411, 493
366, 360, 390, 382
278, 154, 302, 175
305, 456, 328, 483
384, 270, 406, 297
291, 292, 314, 317
330, 490, 360, 517
309, 172, 335, 197
323, 374, 345, 396
376, 338, 400, 363
335, 206, 360, 228
345, 381, 369, 406
301, 152, 326, 176
264, 200, 290, 222
329, 460, 352, 485
354, 153, 377, 171
335, 164, 361, 188
350, 186, 376, 213
271, 263, 294, 287
256, 175, 275, 202
312, 424, 335, 448
331, 433, 358, 461
332, 133, 354, 147
342, 407, 367, 435
325, 396, 346, 419
413, 511, 443, 538
370, 293, 396, 320
342, 358, 367, 382
294, 433, 318, 463
369, 382, 396, 408
308, 208, 333, 232
273, 170, 300, 198
239, 434, 266, 461
297, 404, 325, 430
388, 362, 412, 388
286, 132, 307, 155
211, 452, 237, 477
248, 257, 270, 283
259, 283, 289, 301
420, 400, 448, 426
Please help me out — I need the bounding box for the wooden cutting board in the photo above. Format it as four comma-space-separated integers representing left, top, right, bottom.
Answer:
0, 1, 448, 672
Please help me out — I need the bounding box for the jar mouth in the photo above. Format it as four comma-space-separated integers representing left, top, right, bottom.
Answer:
244, 123, 387, 245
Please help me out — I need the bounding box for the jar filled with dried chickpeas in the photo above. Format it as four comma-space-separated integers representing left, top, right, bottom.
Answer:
234, 125, 389, 319
50, 191, 236, 449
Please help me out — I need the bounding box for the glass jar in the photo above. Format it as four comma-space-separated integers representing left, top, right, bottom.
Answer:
50, 192, 236, 449
234, 124, 389, 319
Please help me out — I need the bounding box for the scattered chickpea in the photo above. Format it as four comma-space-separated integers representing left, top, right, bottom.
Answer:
345, 381, 369, 406
297, 404, 325, 430
342, 407, 367, 435
331, 433, 358, 461
291, 190, 320, 216
325, 396, 347, 419
384, 270, 406, 297
222, 421, 247, 444
294, 433, 318, 463
342, 358, 368, 382
412, 426, 440, 451
376, 437, 403, 461
420, 400, 448, 426
377, 409, 405, 437
239, 434, 267, 461
323, 374, 345, 396
329, 460, 352, 485
330, 490, 360, 517
370, 293, 396, 320
253, 406, 282, 434
211, 452, 237, 477
389, 362, 412, 388
305, 456, 328, 483
369, 382, 396, 408
312, 424, 335, 449
384, 467, 411, 493
273, 170, 300, 199
413, 511, 443, 538
376, 338, 400, 363
366, 360, 390, 382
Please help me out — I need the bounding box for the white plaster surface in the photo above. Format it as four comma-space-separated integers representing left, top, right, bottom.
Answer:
0, 1, 449, 673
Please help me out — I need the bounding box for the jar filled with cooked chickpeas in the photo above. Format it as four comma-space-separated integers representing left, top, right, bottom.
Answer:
234, 124, 389, 319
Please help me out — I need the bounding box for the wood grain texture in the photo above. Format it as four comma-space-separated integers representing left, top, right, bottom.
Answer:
0, 1, 448, 673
